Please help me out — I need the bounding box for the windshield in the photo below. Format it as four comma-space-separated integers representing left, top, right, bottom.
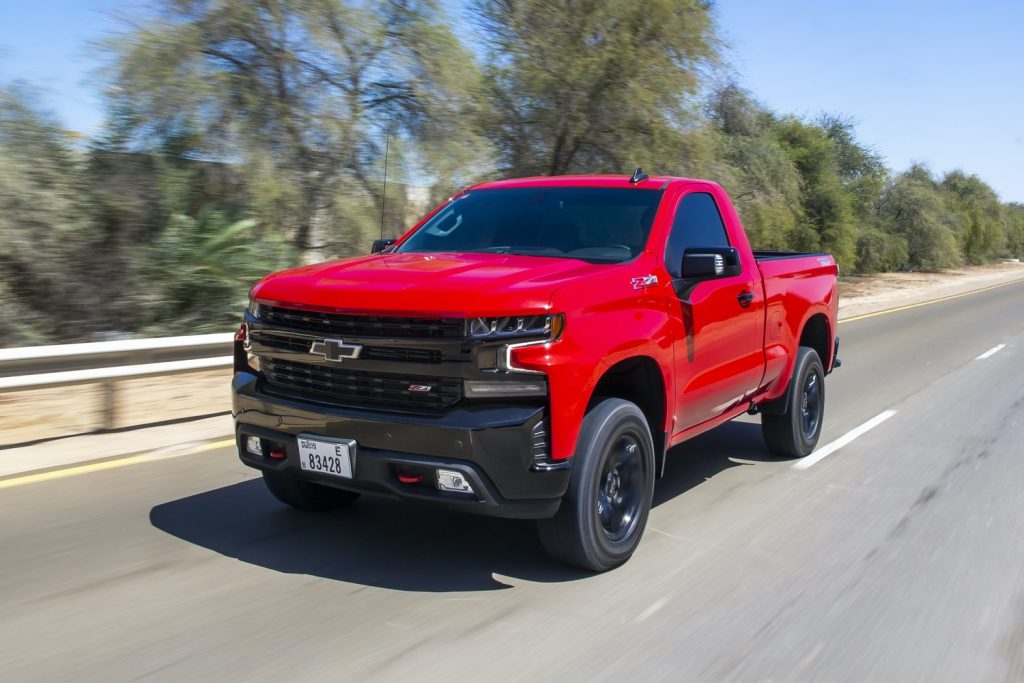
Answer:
396, 187, 664, 263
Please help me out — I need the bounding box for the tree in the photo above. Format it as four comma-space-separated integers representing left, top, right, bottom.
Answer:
106, 0, 489, 255
817, 114, 887, 222
774, 118, 857, 271
0, 86, 102, 345
940, 170, 1006, 264
877, 165, 961, 271
702, 85, 803, 251
474, 0, 717, 176
140, 210, 294, 332
1004, 203, 1024, 259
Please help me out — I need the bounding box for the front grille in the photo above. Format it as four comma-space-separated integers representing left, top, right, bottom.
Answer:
261, 358, 461, 411
260, 306, 465, 339
362, 346, 442, 363
252, 332, 442, 363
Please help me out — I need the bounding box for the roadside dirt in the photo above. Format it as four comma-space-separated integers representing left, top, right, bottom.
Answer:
838, 261, 1024, 320
3, 261, 1023, 447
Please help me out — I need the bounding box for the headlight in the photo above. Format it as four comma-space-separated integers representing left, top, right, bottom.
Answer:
466, 314, 564, 340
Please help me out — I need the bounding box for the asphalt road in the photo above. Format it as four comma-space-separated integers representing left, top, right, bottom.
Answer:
2, 281, 1023, 682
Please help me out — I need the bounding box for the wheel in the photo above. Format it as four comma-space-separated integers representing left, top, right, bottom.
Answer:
761, 346, 825, 457
262, 471, 360, 511
537, 398, 655, 572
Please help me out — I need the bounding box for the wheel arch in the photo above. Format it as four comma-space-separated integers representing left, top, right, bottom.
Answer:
585, 355, 669, 478
799, 311, 832, 370
760, 311, 833, 416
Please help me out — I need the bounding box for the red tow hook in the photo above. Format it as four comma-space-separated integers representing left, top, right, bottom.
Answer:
398, 472, 422, 484
268, 447, 287, 460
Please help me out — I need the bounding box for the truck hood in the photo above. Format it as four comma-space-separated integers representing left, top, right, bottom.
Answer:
251, 252, 614, 317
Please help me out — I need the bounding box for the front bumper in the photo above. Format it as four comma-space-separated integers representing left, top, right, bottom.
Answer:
232, 371, 570, 519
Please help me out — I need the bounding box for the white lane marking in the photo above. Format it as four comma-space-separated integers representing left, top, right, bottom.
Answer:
975, 344, 1006, 360
792, 410, 898, 470
635, 597, 669, 623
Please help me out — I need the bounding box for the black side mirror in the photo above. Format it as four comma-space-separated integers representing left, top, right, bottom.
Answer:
680, 246, 741, 280
371, 238, 396, 254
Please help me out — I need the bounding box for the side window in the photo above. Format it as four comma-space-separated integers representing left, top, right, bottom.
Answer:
665, 192, 731, 277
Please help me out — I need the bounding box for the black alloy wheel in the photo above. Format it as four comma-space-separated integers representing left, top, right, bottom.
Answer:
596, 434, 644, 542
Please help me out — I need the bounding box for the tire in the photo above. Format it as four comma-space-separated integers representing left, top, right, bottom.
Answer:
262, 471, 360, 512
761, 346, 825, 457
537, 398, 655, 572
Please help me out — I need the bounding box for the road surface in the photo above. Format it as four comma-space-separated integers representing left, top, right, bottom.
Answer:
2, 281, 1023, 681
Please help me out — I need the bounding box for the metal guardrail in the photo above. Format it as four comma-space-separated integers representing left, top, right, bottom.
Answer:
0, 333, 235, 430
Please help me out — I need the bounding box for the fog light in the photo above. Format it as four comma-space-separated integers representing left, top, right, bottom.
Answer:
245, 436, 263, 456
437, 469, 473, 494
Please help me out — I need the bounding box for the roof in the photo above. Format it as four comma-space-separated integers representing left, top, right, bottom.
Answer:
467, 174, 699, 192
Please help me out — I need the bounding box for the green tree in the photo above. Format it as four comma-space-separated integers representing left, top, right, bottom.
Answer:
940, 170, 1006, 264
877, 165, 961, 271
0, 86, 102, 345
702, 85, 803, 251
774, 118, 857, 271
140, 210, 294, 332
475, 0, 717, 176
106, 0, 489, 255
816, 115, 887, 223
1004, 203, 1024, 259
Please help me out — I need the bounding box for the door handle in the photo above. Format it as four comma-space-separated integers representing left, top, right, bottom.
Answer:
737, 290, 754, 308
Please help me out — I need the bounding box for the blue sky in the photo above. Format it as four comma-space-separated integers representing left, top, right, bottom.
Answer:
713, 1, 1024, 202
2, 0, 1021, 201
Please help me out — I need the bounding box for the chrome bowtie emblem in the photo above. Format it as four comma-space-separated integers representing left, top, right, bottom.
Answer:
310, 338, 363, 362
631, 274, 658, 289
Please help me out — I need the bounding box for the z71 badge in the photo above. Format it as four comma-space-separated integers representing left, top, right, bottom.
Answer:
631, 274, 659, 289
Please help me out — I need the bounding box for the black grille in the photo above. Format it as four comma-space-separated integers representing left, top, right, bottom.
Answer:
260, 306, 465, 339
252, 332, 442, 363
363, 346, 442, 363
261, 358, 461, 411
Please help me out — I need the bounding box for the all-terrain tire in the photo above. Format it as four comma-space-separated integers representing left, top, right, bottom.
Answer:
762, 346, 825, 457
537, 398, 655, 572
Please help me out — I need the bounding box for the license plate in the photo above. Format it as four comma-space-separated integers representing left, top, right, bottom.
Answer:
297, 435, 355, 479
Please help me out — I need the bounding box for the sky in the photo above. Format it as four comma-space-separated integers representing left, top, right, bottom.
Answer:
713, 1, 1024, 202
1, 0, 1021, 201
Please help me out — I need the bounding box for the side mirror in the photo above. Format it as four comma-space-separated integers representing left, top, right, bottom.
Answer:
371, 238, 396, 254
680, 246, 741, 280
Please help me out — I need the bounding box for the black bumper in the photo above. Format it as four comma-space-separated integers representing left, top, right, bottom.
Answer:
232, 371, 570, 519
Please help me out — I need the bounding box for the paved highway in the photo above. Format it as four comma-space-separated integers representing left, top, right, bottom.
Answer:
2, 281, 1023, 682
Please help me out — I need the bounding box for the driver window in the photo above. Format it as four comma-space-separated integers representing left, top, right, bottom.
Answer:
665, 192, 731, 278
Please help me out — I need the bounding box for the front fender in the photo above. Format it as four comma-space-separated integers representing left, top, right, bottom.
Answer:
512, 260, 673, 460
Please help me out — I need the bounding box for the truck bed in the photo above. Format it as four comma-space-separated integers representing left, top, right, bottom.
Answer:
753, 249, 839, 398
752, 250, 830, 261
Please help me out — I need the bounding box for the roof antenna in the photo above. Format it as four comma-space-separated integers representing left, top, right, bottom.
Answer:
629, 167, 649, 184
379, 127, 391, 241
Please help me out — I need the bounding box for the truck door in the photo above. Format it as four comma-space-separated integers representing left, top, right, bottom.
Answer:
665, 190, 763, 434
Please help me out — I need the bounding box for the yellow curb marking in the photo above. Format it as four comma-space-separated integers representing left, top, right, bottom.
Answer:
840, 277, 1024, 324
0, 438, 235, 490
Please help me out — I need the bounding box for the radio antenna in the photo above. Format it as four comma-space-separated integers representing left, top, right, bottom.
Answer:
379, 128, 390, 241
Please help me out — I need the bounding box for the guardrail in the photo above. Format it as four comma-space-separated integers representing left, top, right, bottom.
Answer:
0, 334, 234, 430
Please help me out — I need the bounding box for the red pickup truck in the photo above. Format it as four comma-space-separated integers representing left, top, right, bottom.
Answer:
233, 172, 840, 571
